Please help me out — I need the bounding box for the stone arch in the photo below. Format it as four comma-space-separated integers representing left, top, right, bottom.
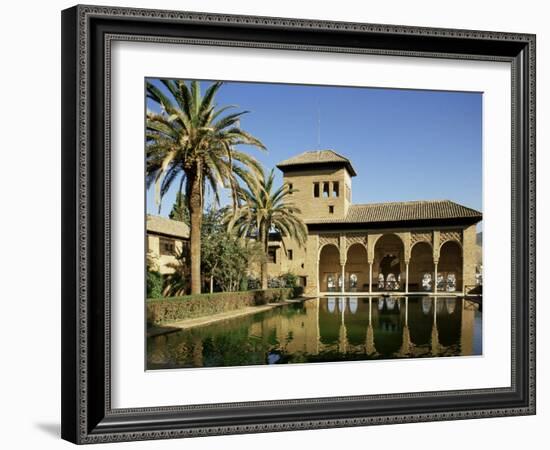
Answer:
318, 242, 339, 257
318, 244, 341, 292
411, 231, 433, 248
409, 241, 435, 292
373, 234, 405, 291
438, 241, 463, 292
372, 232, 406, 251
439, 238, 462, 252
344, 243, 368, 292
318, 234, 340, 252
345, 234, 368, 253
439, 230, 463, 250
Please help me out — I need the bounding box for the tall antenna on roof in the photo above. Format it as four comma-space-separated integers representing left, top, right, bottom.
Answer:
317, 100, 321, 149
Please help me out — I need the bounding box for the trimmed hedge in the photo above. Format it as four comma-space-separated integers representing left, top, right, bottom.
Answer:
147, 288, 299, 325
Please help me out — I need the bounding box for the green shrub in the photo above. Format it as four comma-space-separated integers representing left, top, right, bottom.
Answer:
292, 286, 304, 298
280, 272, 298, 288
146, 270, 163, 299
147, 288, 295, 325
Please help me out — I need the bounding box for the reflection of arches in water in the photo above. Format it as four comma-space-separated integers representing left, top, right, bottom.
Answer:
338, 298, 346, 313
327, 297, 336, 313
422, 273, 432, 291
378, 298, 385, 310
386, 298, 396, 310
349, 297, 358, 314
446, 298, 457, 314
422, 297, 432, 315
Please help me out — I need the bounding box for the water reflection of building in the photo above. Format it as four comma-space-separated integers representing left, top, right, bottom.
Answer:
147, 297, 481, 369
249, 300, 321, 355
260, 297, 479, 359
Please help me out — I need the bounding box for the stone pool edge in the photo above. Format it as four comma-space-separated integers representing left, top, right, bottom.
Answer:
147, 297, 315, 338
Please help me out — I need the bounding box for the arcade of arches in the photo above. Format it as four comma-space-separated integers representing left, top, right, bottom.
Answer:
317, 229, 469, 294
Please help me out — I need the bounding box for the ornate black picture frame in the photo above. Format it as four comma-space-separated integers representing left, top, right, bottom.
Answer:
61, 4, 536, 444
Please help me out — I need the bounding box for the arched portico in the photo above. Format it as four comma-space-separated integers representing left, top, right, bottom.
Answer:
318, 244, 341, 292
409, 241, 435, 292
373, 234, 405, 292
344, 243, 368, 292
314, 228, 470, 295
438, 240, 463, 292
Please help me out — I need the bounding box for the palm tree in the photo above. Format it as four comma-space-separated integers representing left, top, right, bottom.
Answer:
227, 168, 308, 289
146, 80, 266, 294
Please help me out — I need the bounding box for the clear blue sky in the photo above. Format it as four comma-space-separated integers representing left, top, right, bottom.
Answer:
146, 79, 482, 219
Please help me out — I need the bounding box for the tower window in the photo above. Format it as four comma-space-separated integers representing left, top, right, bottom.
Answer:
333, 181, 339, 197
329, 205, 334, 214
323, 182, 330, 198
288, 183, 293, 194
287, 249, 293, 260
313, 182, 320, 198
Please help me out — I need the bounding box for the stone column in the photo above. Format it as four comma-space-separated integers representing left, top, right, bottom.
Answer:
369, 262, 373, 294
433, 230, 440, 295
341, 263, 345, 294
339, 234, 347, 294
367, 234, 378, 294
434, 262, 439, 294
405, 261, 410, 294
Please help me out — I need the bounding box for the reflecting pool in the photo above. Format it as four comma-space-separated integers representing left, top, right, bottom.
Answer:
147, 296, 482, 370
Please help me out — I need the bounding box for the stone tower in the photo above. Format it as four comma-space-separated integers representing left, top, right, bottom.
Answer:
276, 150, 357, 221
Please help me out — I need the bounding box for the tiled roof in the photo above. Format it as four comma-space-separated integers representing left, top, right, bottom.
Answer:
306, 200, 482, 224
146, 214, 190, 238
277, 150, 357, 176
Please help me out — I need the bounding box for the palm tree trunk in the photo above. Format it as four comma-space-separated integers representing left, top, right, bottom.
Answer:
260, 223, 268, 290
187, 168, 203, 295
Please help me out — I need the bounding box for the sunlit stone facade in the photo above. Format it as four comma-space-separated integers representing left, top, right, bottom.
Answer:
271, 150, 482, 296
146, 214, 190, 275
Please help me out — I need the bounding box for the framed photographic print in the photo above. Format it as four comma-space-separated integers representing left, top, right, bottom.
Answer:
61, 4, 536, 444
